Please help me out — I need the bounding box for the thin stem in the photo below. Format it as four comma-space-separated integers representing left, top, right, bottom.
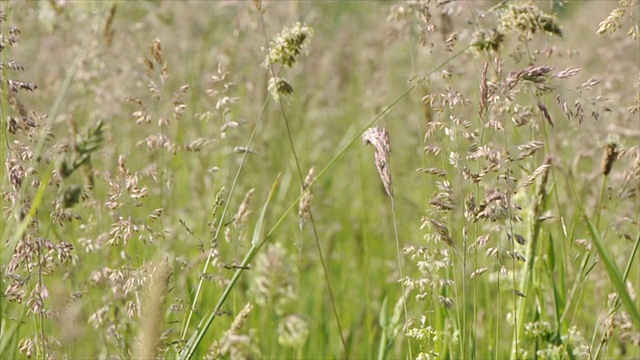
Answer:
390, 196, 412, 359
36, 240, 44, 360
592, 232, 640, 359
595, 174, 608, 228
180, 233, 267, 359
1, 45, 82, 252
258, 16, 349, 356
180, 98, 270, 340
503, 130, 521, 360
179, 43, 473, 358
452, 115, 470, 359
308, 211, 348, 355
273, 84, 348, 356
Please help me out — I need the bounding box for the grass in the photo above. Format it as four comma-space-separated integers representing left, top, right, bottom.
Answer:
1, 1, 639, 359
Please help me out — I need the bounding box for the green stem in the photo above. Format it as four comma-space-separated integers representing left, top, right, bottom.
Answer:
179, 236, 265, 360
180, 98, 269, 340
180, 44, 473, 357
179, 173, 282, 360
259, 17, 349, 356
390, 196, 412, 358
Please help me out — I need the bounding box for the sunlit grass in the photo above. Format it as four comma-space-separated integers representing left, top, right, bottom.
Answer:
1, 1, 638, 359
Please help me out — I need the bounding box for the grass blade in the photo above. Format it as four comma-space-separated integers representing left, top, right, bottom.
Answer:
179, 174, 282, 360
584, 215, 640, 328
252, 173, 281, 246
0, 307, 26, 358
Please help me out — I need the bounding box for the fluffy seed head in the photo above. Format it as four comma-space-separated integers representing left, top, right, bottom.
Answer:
263, 22, 314, 68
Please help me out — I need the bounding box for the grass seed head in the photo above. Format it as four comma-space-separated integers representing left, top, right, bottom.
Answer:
298, 167, 315, 229
363, 127, 394, 198
263, 22, 314, 68
278, 314, 309, 348
602, 140, 619, 176
268, 76, 294, 102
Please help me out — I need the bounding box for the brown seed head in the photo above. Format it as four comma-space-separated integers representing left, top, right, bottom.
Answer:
602, 141, 618, 176
362, 127, 393, 198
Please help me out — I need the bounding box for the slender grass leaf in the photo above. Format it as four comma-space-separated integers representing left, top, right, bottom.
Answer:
2, 167, 52, 261
0, 308, 26, 358
252, 173, 282, 246
377, 296, 389, 360
621, 233, 639, 283
179, 174, 282, 360
585, 215, 640, 328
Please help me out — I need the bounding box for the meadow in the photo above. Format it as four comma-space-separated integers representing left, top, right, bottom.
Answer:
1, 1, 639, 359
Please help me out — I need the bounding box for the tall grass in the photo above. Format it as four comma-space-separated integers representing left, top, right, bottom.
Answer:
1, 1, 639, 359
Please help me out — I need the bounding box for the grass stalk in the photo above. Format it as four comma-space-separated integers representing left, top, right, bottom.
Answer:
585, 218, 640, 328
180, 97, 270, 341
592, 231, 640, 358
258, 15, 349, 356
179, 173, 282, 360
390, 196, 412, 359
1, 44, 82, 253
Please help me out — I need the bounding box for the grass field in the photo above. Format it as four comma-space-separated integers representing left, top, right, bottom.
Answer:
1, 1, 639, 359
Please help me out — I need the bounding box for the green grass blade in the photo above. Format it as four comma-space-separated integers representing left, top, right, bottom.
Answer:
545, 234, 565, 326
252, 173, 282, 246
377, 296, 389, 360
179, 174, 282, 360
1, 166, 52, 261
0, 307, 26, 358
584, 215, 640, 328
620, 233, 639, 285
